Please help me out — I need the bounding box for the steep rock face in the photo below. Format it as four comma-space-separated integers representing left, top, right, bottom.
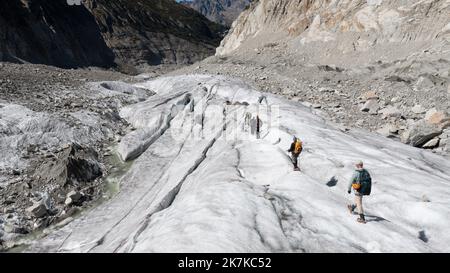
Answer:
0, 0, 225, 68
181, 0, 251, 26
0, 0, 115, 68
86, 0, 226, 66
217, 0, 450, 61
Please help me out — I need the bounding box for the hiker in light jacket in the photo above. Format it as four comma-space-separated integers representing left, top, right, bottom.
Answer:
347, 160, 372, 224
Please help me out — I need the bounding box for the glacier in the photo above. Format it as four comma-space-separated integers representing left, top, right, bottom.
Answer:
25, 75, 450, 253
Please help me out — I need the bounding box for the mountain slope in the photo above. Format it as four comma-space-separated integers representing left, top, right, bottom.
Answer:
0, 0, 225, 68
181, 0, 251, 26
0, 0, 114, 68
217, 0, 450, 58
25, 75, 450, 252
212, 0, 450, 155
87, 0, 226, 66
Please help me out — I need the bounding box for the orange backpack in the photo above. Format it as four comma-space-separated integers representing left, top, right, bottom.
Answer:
294, 140, 303, 154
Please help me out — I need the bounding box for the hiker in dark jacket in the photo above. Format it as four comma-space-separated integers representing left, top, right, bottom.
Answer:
287, 136, 303, 171
347, 160, 372, 224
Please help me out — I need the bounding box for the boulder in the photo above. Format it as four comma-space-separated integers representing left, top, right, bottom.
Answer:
425, 108, 450, 127
65, 190, 84, 206
3, 224, 28, 235
33, 218, 50, 230
405, 121, 443, 147
388, 124, 399, 134
411, 105, 426, 114
377, 124, 399, 137
379, 106, 402, 119
33, 143, 103, 187
422, 138, 440, 149
26, 203, 48, 218
361, 91, 379, 101
360, 99, 379, 113
377, 127, 392, 137
415, 76, 435, 90
400, 130, 410, 143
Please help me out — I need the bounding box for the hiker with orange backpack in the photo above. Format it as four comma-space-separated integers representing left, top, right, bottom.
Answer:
287, 136, 303, 171
347, 160, 372, 224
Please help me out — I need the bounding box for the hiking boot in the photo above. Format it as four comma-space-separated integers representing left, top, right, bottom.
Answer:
357, 214, 366, 224
347, 204, 355, 214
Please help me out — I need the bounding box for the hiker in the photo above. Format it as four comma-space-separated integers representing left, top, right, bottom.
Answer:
347, 160, 372, 224
256, 115, 261, 139
250, 115, 262, 139
287, 136, 303, 171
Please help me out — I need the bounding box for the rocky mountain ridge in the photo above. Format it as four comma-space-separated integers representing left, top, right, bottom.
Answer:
211, 0, 450, 154
0, 0, 225, 69
87, 0, 225, 68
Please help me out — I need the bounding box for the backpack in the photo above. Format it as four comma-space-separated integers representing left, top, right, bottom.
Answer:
355, 169, 372, 196
294, 140, 303, 154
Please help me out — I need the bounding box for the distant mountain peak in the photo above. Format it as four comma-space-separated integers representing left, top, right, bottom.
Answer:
180, 0, 251, 26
